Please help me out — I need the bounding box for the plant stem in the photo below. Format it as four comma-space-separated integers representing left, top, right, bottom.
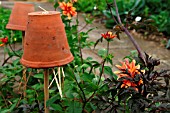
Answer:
124, 100, 126, 113
107, 41, 110, 56
0, 91, 8, 107
82, 101, 87, 113
1, 56, 12, 66
86, 59, 106, 103
105, 0, 118, 25
78, 36, 84, 73
72, 70, 87, 113
88, 66, 93, 74
123, 26, 146, 64
71, 69, 86, 102
81, 58, 106, 112
78, 23, 88, 33
98, 59, 106, 85
3, 46, 6, 62
113, 0, 122, 24
113, 0, 146, 65
9, 44, 21, 57
16, 95, 22, 108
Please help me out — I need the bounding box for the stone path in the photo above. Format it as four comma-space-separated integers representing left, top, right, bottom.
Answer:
0, 1, 170, 71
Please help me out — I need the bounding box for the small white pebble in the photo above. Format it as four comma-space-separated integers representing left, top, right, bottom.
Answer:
135, 16, 142, 22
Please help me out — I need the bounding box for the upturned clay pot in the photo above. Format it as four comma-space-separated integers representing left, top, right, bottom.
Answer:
20, 11, 74, 68
6, 2, 34, 31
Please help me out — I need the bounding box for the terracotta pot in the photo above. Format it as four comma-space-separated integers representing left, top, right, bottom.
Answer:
6, 2, 34, 31
20, 11, 74, 68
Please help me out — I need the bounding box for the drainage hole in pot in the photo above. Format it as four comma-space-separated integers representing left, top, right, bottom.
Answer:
62, 47, 64, 50
52, 37, 56, 40
26, 43, 29, 45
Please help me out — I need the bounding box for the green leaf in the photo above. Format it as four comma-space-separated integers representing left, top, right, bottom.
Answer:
106, 54, 114, 65
12, 58, 20, 66
75, 73, 81, 83
94, 37, 103, 49
104, 66, 113, 76
50, 104, 63, 112
104, 66, 117, 80
54, 2, 59, 9
84, 82, 98, 92
66, 101, 82, 113
32, 83, 43, 90
0, 109, 11, 113
80, 63, 91, 69
98, 49, 107, 58
80, 73, 95, 82
33, 74, 43, 79
46, 95, 60, 107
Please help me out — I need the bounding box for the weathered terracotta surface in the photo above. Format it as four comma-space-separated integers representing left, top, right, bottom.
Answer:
6, 2, 34, 31
20, 11, 74, 68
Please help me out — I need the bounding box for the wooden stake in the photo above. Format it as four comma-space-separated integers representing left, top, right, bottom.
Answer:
23, 67, 27, 97
44, 69, 49, 113
22, 31, 25, 49
22, 31, 27, 98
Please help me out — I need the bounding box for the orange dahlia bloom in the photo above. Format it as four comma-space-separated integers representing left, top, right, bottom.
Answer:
121, 80, 139, 91
121, 80, 137, 88
115, 59, 140, 78
0, 37, 8, 47
115, 59, 143, 91
59, 2, 77, 19
101, 31, 117, 40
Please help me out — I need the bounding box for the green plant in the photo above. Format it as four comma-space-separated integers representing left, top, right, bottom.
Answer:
103, 0, 145, 28
103, 0, 170, 48
145, 0, 170, 48
76, 0, 106, 16
0, 0, 169, 113
93, 52, 170, 113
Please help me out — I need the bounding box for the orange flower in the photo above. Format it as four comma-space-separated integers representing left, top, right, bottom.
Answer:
121, 80, 137, 88
101, 31, 117, 40
59, 2, 77, 19
115, 59, 140, 78
138, 79, 143, 85
0, 37, 8, 46
115, 59, 144, 91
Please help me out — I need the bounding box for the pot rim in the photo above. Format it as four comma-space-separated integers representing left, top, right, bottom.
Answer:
20, 55, 74, 68
6, 23, 26, 31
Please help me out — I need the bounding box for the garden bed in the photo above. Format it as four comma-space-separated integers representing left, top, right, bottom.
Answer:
0, 1, 170, 113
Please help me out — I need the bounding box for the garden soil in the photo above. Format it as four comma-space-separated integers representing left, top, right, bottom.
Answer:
1, 1, 170, 72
